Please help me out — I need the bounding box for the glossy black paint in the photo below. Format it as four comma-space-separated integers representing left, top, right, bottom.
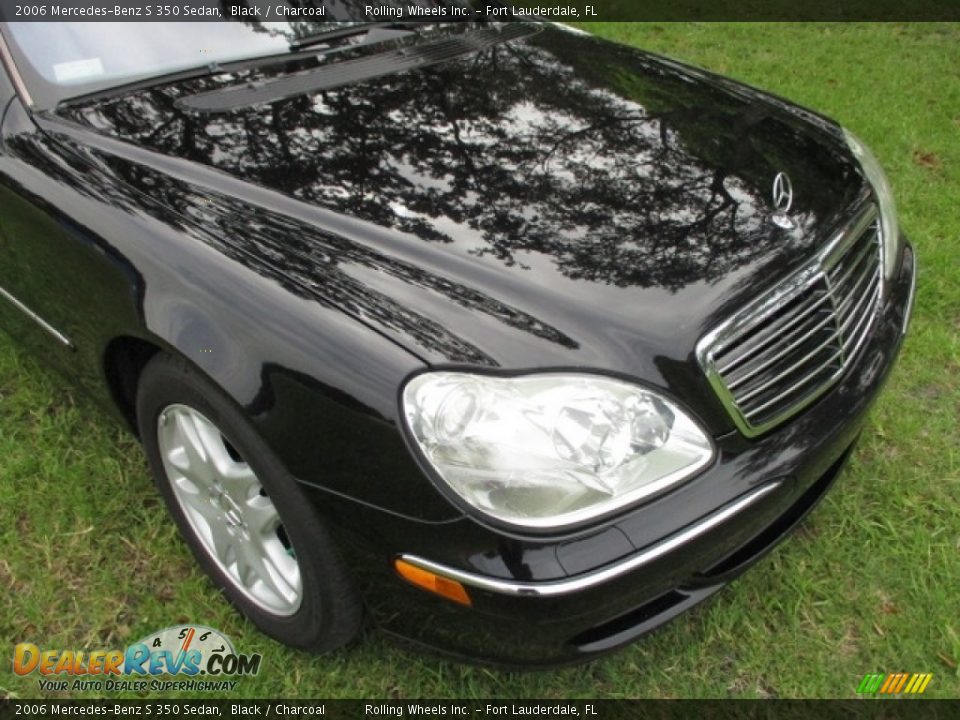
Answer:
48, 23, 872, 438
0, 22, 912, 664
331, 246, 914, 665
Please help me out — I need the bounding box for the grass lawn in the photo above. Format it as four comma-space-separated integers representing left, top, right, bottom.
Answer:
1, 23, 958, 700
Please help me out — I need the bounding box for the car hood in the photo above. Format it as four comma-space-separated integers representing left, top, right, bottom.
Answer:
50, 23, 868, 433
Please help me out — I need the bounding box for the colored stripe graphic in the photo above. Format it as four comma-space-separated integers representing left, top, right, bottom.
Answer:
879, 673, 898, 693
893, 673, 909, 693
858, 672, 932, 695
857, 673, 885, 693
904, 674, 920, 693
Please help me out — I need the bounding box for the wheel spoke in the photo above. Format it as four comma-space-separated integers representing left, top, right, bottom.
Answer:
174, 477, 218, 522
190, 413, 243, 480
223, 464, 261, 502
245, 496, 279, 535
174, 410, 212, 473
235, 536, 297, 605
165, 445, 193, 475
206, 517, 235, 564
165, 453, 212, 497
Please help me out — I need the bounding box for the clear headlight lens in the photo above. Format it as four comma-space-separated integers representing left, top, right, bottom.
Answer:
402, 372, 714, 529
843, 129, 901, 287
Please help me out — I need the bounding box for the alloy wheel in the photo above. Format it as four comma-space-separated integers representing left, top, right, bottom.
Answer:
156, 404, 302, 616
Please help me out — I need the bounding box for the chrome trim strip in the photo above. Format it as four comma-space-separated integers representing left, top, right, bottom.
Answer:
901, 246, 917, 337
0, 30, 33, 108
400, 482, 781, 598
0, 284, 73, 347
696, 205, 880, 438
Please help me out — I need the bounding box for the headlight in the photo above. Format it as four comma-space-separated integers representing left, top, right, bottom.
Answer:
401, 372, 714, 529
843, 129, 901, 288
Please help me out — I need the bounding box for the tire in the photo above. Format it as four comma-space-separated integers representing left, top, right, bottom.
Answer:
136, 352, 362, 652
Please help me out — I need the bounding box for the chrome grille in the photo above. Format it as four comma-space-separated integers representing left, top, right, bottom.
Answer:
698, 206, 882, 437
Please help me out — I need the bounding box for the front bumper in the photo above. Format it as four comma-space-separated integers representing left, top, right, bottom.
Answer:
311, 241, 916, 666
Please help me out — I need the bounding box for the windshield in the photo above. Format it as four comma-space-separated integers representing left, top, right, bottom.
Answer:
2, 7, 450, 108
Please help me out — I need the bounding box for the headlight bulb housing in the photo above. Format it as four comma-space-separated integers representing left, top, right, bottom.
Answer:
401, 372, 715, 530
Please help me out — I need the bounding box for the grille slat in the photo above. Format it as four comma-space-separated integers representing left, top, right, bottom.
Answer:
716, 286, 833, 375
830, 220, 879, 296
742, 346, 844, 420
734, 330, 842, 405
725, 309, 836, 392
841, 274, 880, 354
834, 238, 879, 304
698, 205, 882, 436
829, 232, 876, 287
839, 271, 879, 339
835, 269, 877, 326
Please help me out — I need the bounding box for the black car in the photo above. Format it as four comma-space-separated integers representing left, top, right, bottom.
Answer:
0, 17, 915, 666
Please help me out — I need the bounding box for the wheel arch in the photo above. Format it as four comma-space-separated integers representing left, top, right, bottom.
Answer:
102, 334, 164, 436
102, 328, 253, 438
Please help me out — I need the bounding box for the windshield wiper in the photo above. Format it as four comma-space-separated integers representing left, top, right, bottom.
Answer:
55, 24, 420, 109
55, 62, 234, 108
288, 23, 416, 51
180, 23, 539, 113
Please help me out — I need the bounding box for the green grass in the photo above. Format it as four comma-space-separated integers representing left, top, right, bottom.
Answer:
2, 23, 958, 699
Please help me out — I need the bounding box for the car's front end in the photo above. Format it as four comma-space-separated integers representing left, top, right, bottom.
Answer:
311, 178, 916, 664
301, 28, 914, 665
344, 221, 915, 665
1, 18, 916, 664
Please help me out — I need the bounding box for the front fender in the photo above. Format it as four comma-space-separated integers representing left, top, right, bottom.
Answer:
7, 108, 462, 523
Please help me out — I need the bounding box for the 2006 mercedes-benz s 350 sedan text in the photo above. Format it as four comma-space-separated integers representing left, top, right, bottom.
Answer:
0, 16, 915, 665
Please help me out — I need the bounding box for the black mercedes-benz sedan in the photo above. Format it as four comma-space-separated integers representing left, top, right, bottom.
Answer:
0, 16, 915, 666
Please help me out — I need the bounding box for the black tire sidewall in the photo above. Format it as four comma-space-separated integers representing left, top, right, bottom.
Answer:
136, 353, 362, 652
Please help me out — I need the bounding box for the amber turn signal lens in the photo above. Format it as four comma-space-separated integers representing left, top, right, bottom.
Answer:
394, 559, 472, 606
